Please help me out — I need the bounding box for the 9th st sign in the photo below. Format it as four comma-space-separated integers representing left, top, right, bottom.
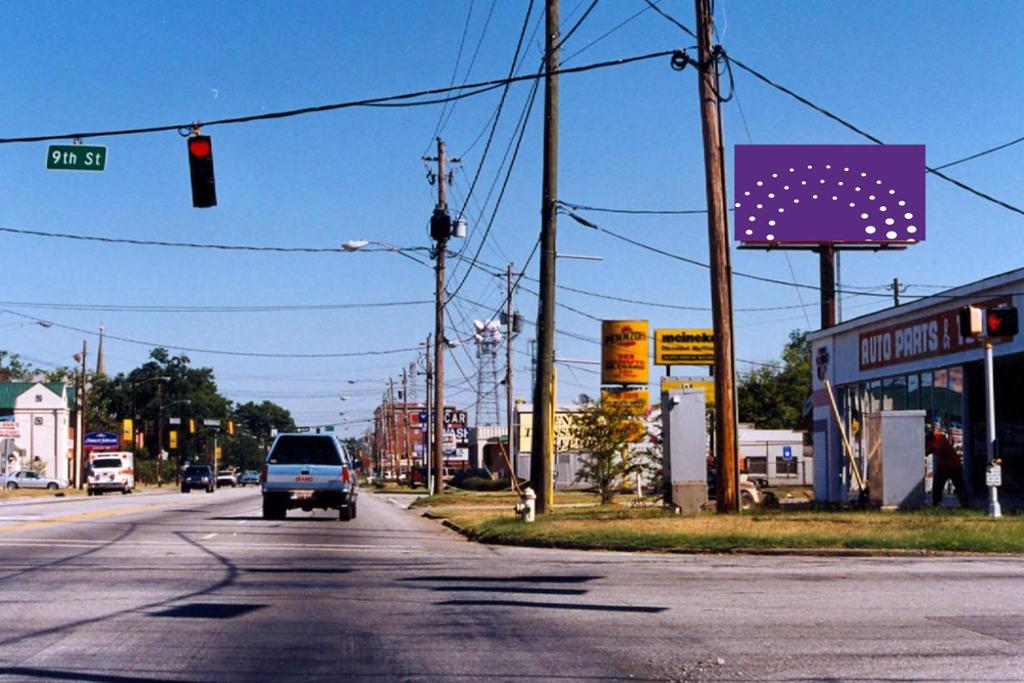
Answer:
47, 144, 107, 171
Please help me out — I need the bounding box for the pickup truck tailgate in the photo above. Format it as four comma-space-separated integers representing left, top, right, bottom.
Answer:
264, 464, 342, 491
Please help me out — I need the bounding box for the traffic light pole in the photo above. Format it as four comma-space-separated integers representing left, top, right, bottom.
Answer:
984, 340, 1002, 518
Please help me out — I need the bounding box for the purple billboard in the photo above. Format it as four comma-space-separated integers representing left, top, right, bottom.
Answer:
734, 145, 925, 244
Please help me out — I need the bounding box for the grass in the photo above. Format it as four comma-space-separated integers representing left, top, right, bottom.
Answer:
412, 489, 602, 509
426, 504, 1024, 554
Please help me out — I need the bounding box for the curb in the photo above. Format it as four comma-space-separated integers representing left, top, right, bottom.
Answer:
417, 512, 1015, 558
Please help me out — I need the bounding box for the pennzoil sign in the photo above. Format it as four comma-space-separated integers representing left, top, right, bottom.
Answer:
601, 320, 649, 385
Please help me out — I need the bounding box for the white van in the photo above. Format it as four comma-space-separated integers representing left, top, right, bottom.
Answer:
87, 451, 134, 495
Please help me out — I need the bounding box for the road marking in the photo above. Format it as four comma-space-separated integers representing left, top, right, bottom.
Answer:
0, 503, 173, 534
200, 533, 218, 540
0, 537, 418, 552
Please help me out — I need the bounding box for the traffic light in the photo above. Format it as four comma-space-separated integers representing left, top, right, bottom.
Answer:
226, 420, 235, 435
187, 135, 217, 208
958, 306, 983, 338
985, 306, 1019, 338
188, 418, 196, 434
169, 430, 178, 450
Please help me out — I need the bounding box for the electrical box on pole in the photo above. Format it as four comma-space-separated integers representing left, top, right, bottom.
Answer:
187, 135, 217, 208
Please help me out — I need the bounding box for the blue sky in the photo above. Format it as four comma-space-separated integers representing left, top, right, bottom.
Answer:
2, 1, 1023, 435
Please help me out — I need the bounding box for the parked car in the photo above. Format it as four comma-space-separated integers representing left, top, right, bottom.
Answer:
181, 465, 215, 493
86, 452, 134, 495
2, 470, 68, 491
216, 470, 238, 488
238, 470, 260, 487
261, 433, 358, 521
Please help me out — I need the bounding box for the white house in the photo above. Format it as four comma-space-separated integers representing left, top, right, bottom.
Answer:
0, 382, 76, 481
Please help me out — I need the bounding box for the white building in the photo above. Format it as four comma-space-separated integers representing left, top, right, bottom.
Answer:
0, 382, 76, 481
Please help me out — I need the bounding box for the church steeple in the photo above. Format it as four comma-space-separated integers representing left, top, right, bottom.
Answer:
96, 324, 107, 376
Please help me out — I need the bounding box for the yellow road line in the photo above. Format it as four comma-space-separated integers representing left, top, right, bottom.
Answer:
0, 502, 176, 534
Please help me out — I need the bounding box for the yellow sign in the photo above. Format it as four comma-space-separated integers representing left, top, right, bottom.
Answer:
121, 418, 133, 447
600, 388, 650, 415
662, 376, 716, 405
601, 320, 649, 385
168, 430, 178, 450
655, 328, 715, 366
215, 446, 222, 459
600, 388, 649, 443
518, 410, 584, 454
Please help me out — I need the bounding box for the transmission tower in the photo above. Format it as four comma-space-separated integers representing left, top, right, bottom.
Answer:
472, 319, 503, 426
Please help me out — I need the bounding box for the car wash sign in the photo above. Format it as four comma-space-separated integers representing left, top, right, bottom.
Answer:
734, 145, 925, 245
859, 297, 1011, 370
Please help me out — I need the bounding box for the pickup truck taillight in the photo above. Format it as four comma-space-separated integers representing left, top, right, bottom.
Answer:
120, 469, 132, 475
259, 465, 267, 483
341, 466, 351, 484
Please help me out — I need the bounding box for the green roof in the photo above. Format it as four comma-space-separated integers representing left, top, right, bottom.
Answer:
0, 382, 76, 410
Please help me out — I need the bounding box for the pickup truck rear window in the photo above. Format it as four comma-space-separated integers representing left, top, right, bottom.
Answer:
268, 436, 342, 466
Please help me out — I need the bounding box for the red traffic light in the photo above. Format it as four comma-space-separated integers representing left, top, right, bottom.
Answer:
985, 306, 1019, 338
188, 137, 212, 158
187, 135, 217, 208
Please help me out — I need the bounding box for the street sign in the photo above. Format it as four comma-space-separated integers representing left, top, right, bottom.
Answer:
167, 417, 182, 426
0, 422, 21, 438
782, 446, 793, 462
84, 432, 119, 448
203, 419, 220, 427
986, 464, 1002, 488
47, 144, 107, 172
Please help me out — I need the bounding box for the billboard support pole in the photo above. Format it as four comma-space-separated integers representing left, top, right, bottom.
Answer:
818, 243, 837, 329
695, 0, 739, 513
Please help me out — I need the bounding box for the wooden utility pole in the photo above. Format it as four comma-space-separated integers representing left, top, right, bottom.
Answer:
402, 368, 411, 477
506, 263, 515, 480
388, 378, 396, 478
424, 334, 433, 493
531, 0, 559, 514
695, 0, 739, 513
892, 277, 900, 307
425, 138, 450, 495
74, 340, 87, 489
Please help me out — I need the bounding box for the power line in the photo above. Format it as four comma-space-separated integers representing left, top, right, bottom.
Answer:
0, 299, 430, 313
0, 226, 349, 253
932, 134, 1024, 171
559, 200, 708, 215
0, 309, 421, 359
0, 50, 677, 145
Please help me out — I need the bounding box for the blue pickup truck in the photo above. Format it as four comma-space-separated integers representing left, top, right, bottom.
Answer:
261, 433, 358, 521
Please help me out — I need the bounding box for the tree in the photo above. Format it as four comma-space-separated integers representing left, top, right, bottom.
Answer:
573, 401, 644, 504
737, 330, 812, 430
233, 401, 296, 450
0, 350, 34, 381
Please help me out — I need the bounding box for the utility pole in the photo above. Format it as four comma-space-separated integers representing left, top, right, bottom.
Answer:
530, 0, 559, 514
388, 377, 396, 478
424, 138, 451, 495
506, 264, 515, 480
424, 334, 433, 493
892, 277, 901, 307
75, 340, 87, 489
695, 0, 739, 513
402, 368, 411, 478
156, 381, 164, 486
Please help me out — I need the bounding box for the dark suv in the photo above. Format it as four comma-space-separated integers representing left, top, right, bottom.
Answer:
181, 465, 215, 493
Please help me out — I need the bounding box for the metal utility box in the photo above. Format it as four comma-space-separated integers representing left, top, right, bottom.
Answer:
865, 410, 926, 509
661, 390, 708, 512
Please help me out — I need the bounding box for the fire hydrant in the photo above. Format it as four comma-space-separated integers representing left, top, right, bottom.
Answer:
515, 487, 536, 523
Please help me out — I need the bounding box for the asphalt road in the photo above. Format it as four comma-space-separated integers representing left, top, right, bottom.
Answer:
0, 488, 1022, 682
